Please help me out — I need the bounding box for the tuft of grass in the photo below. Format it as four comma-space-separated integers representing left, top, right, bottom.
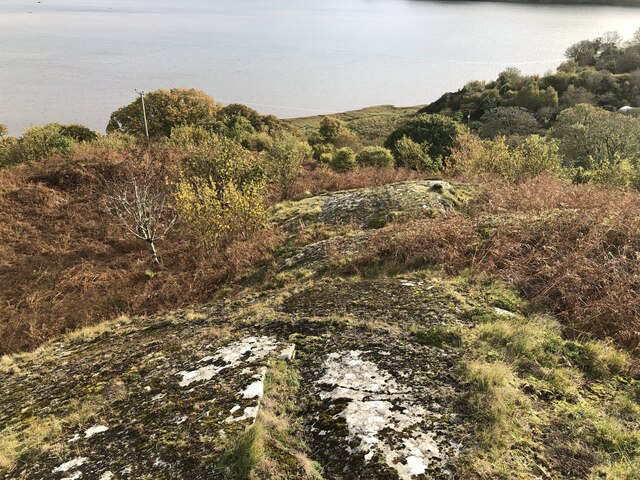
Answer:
0, 417, 63, 471
564, 340, 631, 379
475, 315, 564, 366
64, 314, 130, 344
0, 355, 17, 374
0, 394, 107, 472
455, 285, 640, 479
462, 360, 533, 446
412, 325, 462, 348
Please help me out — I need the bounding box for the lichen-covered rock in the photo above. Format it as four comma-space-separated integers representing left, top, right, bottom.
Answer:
1, 181, 474, 480
1, 276, 470, 480
271, 180, 464, 233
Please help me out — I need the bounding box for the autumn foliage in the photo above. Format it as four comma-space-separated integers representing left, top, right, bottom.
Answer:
333, 175, 640, 352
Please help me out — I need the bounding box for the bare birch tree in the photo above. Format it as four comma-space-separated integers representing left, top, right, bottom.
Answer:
104, 157, 175, 265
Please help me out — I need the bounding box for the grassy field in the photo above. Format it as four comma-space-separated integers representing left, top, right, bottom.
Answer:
288, 104, 424, 145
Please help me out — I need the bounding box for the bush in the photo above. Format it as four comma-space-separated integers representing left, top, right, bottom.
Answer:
330, 147, 356, 172
551, 104, 640, 171
385, 114, 462, 163
266, 131, 312, 198
355, 146, 395, 168
511, 82, 558, 111
312, 143, 334, 161
0, 137, 17, 167
59, 124, 99, 142
8, 124, 77, 164
332, 130, 364, 152
318, 116, 345, 143
318, 152, 333, 165
478, 107, 543, 138
216, 104, 288, 136
394, 136, 441, 173
179, 136, 265, 189
175, 177, 266, 249
107, 88, 220, 138
451, 133, 561, 182
169, 125, 219, 150
91, 132, 138, 152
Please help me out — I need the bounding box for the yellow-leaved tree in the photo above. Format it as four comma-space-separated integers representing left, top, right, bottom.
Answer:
174, 135, 267, 249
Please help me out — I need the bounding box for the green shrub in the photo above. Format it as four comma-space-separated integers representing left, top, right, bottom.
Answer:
318, 116, 345, 143
169, 125, 218, 149
59, 124, 99, 142
394, 136, 442, 173
266, 131, 312, 198
9, 124, 77, 164
385, 114, 462, 162
175, 137, 267, 249
91, 132, 138, 152
550, 104, 640, 171
318, 152, 333, 165
355, 146, 395, 168
451, 133, 561, 181
330, 147, 356, 172
311, 142, 334, 161
107, 88, 220, 138
0, 137, 17, 167
175, 177, 266, 249
478, 107, 542, 138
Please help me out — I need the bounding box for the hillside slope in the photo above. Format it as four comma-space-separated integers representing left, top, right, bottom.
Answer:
2, 181, 638, 480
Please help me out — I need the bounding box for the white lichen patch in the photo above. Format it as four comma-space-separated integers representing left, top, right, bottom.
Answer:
225, 406, 259, 423
242, 380, 264, 399
177, 336, 278, 387
53, 457, 88, 473
381, 433, 441, 478
316, 350, 447, 479
99, 472, 114, 480
84, 425, 109, 438
61, 472, 82, 480
318, 351, 405, 403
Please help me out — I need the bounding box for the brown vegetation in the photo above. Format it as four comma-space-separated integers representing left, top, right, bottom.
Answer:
0, 147, 280, 354
332, 175, 640, 353
0, 147, 422, 354
290, 163, 422, 197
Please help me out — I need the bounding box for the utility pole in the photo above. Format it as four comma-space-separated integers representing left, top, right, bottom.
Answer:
135, 89, 150, 140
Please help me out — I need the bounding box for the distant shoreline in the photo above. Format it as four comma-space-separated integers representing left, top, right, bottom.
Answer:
432, 0, 640, 6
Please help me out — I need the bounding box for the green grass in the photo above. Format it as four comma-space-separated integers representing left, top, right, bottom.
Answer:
215, 359, 322, 479
0, 395, 107, 472
288, 104, 423, 145
454, 281, 640, 479
412, 325, 463, 348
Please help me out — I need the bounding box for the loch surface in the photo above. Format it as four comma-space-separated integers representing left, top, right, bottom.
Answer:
2, 0, 640, 133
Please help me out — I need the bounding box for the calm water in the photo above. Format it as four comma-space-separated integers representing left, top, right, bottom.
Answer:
2, 0, 640, 134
